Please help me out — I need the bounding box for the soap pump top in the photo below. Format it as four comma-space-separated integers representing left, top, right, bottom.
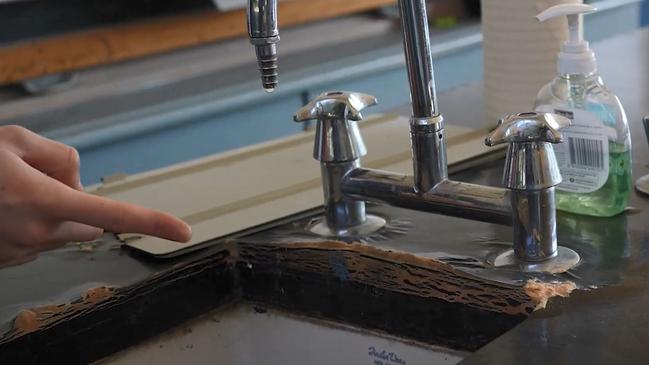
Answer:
537, 3, 597, 75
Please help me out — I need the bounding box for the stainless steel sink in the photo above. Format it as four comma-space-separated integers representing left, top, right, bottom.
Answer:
98, 304, 466, 365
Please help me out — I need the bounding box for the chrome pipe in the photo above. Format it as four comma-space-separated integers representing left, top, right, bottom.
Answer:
321, 161, 367, 230
410, 117, 447, 192
510, 188, 557, 261
398, 0, 446, 191
342, 168, 512, 225
247, 0, 279, 91
398, 0, 438, 118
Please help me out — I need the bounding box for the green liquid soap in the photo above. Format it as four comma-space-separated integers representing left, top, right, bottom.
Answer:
555, 145, 631, 217
535, 73, 632, 217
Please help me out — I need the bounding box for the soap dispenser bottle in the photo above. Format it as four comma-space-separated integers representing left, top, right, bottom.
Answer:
533, 3, 631, 217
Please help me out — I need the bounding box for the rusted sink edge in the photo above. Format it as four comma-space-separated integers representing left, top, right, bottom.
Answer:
0, 239, 577, 363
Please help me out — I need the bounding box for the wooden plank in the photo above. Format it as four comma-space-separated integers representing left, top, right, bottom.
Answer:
0, 0, 397, 85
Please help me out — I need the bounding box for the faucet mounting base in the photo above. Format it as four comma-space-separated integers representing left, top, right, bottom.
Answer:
490, 246, 581, 274
308, 214, 386, 238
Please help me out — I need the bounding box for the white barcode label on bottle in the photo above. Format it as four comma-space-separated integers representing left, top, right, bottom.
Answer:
535, 106, 610, 193
568, 137, 604, 169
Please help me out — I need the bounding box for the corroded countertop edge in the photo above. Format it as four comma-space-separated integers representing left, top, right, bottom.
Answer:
0, 236, 578, 345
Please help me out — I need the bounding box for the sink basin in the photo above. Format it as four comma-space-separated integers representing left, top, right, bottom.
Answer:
99, 304, 466, 365
91, 205, 547, 365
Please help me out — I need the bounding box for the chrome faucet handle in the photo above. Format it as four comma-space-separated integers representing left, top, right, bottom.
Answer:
293, 91, 386, 236
294, 91, 377, 163
486, 112, 570, 191
485, 111, 580, 266
485, 112, 570, 146
294, 91, 377, 123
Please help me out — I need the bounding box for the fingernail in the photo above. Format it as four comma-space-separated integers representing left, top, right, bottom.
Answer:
91, 228, 104, 240
178, 222, 192, 243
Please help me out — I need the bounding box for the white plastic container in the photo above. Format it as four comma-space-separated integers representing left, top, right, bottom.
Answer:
482, 0, 580, 124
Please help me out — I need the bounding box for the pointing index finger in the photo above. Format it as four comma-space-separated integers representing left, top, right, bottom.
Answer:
56, 188, 192, 242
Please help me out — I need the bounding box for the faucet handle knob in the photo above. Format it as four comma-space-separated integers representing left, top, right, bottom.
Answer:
485, 112, 571, 146
486, 112, 570, 190
294, 91, 377, 123
294, 91, 377, 163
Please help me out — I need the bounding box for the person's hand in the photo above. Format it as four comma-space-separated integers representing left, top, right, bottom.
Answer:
0, 125, 192, 268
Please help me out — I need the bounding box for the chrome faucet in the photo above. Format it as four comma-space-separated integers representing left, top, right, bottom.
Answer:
249, 0, 580, 271
247, 0, 279, 91
485, 113, 575, 266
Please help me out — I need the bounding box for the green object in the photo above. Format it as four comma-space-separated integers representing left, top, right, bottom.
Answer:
535, 73, 632, 217
554, 147, 631, 216
434, 17, 457, 29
